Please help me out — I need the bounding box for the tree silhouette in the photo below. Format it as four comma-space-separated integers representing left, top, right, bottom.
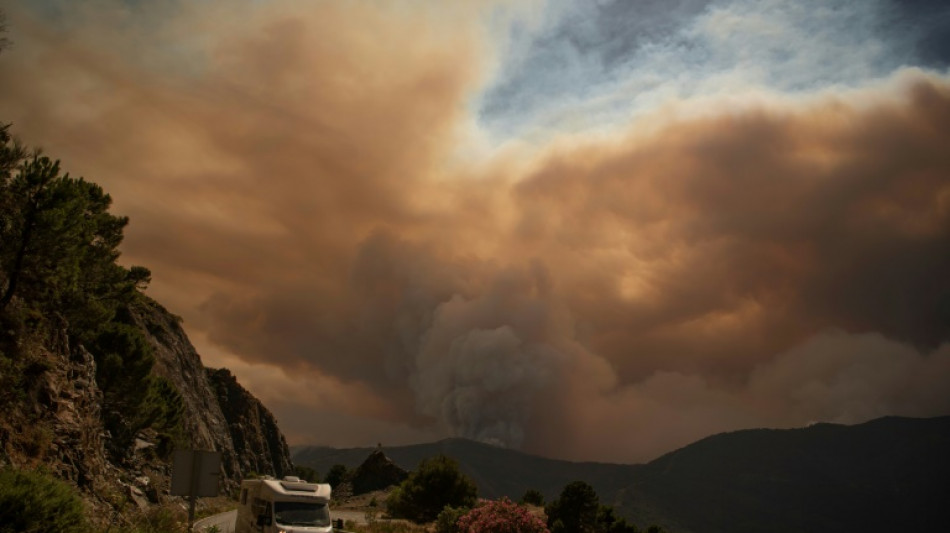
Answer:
521, 488, 545, 506
323, 464, 349, 489
546, 481, 599, 533
0, 151, 148, 324
387, 455, 478, 523
0, 128, 174, 460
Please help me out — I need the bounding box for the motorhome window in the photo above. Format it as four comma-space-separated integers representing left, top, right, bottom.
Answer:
274, 501, 330, 527
252, 498, 267, 515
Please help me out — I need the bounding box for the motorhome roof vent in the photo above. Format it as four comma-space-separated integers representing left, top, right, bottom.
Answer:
280, 480, 318, 492
283, 476, 301, 482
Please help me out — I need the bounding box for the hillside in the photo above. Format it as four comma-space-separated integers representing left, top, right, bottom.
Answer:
293, 415, 950, 533
626, 415, 950, 533
0, 126, 292, 527
0, 294, 294, 523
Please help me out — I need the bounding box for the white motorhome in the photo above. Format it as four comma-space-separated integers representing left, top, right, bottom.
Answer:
237, 476, 332, 533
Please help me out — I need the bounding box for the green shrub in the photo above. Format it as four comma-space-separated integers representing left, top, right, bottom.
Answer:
386, 455, 477, 523
0, 467, 87, 533
435, 505, 471, 533
520, 489, 544, 506
325, 464, 348, 488
137, 376, 186, 457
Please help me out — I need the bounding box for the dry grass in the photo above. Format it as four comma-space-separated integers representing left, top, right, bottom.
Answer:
346, 519, 430, 533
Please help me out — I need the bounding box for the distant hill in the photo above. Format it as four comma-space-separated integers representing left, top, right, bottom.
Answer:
293, 415, 950, 533
292, 438, 640, 504
626, 415, 950, 533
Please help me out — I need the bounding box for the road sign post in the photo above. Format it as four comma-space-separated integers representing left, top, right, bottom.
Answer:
171, 449, 221, 529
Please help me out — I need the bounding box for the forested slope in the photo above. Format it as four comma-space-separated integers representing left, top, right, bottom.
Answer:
0, 123, 293, 527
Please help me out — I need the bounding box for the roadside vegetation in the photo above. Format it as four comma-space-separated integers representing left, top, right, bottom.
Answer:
386, 455, 477, 523
379, 454, 665, 533
0, 468, 87, 533
0, 467, 197, 533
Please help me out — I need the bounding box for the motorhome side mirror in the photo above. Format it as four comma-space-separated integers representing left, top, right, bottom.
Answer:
334, 518, 344, 529
257, 515, 271, 527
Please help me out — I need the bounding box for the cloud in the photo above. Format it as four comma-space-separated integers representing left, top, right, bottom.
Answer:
748, 331, 950, 424
477, 0, 950, 143
1, 0, 949, 463
551, 332, 950, 462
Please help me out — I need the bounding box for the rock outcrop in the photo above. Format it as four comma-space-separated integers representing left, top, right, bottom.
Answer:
128, 298, 294, 490
0, 313, 120, 524
208, 367, 293, 479
350, 449, 408, 495
0, 296, 294, 522
128, 299, 242, 485
0, 345, 113, 484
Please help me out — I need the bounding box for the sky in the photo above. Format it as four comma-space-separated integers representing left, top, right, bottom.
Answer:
1, 0, 949, 464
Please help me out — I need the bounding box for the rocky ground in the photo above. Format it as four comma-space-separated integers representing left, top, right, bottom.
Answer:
333, 487, 403, 526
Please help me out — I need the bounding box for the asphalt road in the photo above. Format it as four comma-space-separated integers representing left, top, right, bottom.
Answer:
193, 509, 236, 532
190, 508, 370, 532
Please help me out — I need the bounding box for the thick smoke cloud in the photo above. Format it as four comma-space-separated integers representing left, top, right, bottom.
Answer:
412, 261, 583, 448
1, 0, 949, 462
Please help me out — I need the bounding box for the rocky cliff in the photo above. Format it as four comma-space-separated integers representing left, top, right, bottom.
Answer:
0, 296, 294, 521
1, 308, 122, 522
128, 298, 294, 489
0, 315, 115, 512
208, 368, 293, 479
128, 299, 243, 484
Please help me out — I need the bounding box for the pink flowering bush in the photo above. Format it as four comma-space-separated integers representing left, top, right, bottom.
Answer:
457, 498, 550, 533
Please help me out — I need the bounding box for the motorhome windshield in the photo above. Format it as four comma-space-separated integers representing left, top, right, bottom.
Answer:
274, 501, 330, 527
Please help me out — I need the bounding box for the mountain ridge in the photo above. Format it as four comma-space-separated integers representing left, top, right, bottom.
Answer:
293, 415, 950, 533
293, 436, 642, 503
